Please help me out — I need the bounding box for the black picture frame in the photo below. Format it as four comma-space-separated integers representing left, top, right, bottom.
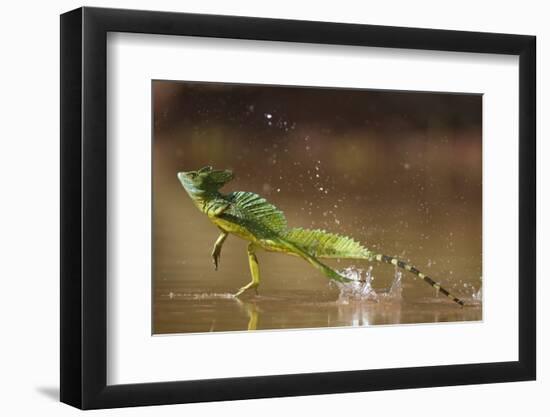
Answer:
60, 6, 536, 410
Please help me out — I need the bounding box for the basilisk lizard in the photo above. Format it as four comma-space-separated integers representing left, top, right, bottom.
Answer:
177, 166, 465, 306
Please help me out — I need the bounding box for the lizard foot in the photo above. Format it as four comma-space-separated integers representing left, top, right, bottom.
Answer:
211, 250, 221, 271
234, 282, 259, 297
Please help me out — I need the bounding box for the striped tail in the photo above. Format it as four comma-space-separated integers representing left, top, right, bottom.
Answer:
283, 227, 465, 306
371, 253, 465, 307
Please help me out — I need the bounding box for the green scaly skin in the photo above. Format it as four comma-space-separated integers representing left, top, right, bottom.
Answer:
178, 166, 465, 306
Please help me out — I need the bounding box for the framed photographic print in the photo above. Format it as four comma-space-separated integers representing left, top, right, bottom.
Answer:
60, 6, 536, 409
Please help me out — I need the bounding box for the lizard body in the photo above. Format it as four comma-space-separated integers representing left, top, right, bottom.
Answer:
177, 166, 465, 306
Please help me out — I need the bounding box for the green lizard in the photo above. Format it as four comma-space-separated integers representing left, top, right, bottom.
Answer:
177, 166, 465, 306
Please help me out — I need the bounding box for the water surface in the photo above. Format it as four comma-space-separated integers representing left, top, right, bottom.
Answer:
152, 81, 483, 334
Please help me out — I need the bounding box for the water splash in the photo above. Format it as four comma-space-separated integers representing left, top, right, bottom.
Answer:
456, 277, 483, 305
388, 270, 403, 299
332, 266, 403, 302
472, 285, 482, 302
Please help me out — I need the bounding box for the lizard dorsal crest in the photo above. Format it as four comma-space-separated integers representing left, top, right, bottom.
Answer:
227, 191, 287, 233
284, 228, 370, 259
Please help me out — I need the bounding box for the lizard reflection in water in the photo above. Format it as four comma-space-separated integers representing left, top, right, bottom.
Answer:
177, 166, 465, 306
235, 299, 260, 331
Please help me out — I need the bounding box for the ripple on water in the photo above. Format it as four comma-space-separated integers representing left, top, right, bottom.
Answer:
161, 292, 235, 300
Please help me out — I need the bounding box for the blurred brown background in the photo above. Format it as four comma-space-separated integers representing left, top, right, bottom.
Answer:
152, 80, 482, 334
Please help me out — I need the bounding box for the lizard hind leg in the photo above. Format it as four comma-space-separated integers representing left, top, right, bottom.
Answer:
234, 243, 261, 297
287, 241, 352, 284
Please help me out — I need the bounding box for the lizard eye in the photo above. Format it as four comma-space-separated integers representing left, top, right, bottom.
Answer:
188, 172, 197, 179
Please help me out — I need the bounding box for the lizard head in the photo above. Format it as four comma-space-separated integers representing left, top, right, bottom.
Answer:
177, 166, 234, 196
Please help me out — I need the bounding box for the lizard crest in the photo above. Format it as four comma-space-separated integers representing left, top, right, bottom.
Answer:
178, 166, 233, 197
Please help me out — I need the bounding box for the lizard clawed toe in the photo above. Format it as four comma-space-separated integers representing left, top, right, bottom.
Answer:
234, 283, 259, 298
212, 252, 221, 271
233, 287, 246, 297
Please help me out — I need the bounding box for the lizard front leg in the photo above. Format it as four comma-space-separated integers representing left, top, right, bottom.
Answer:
211, 230, 228, 271
234, 243, 261, 297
